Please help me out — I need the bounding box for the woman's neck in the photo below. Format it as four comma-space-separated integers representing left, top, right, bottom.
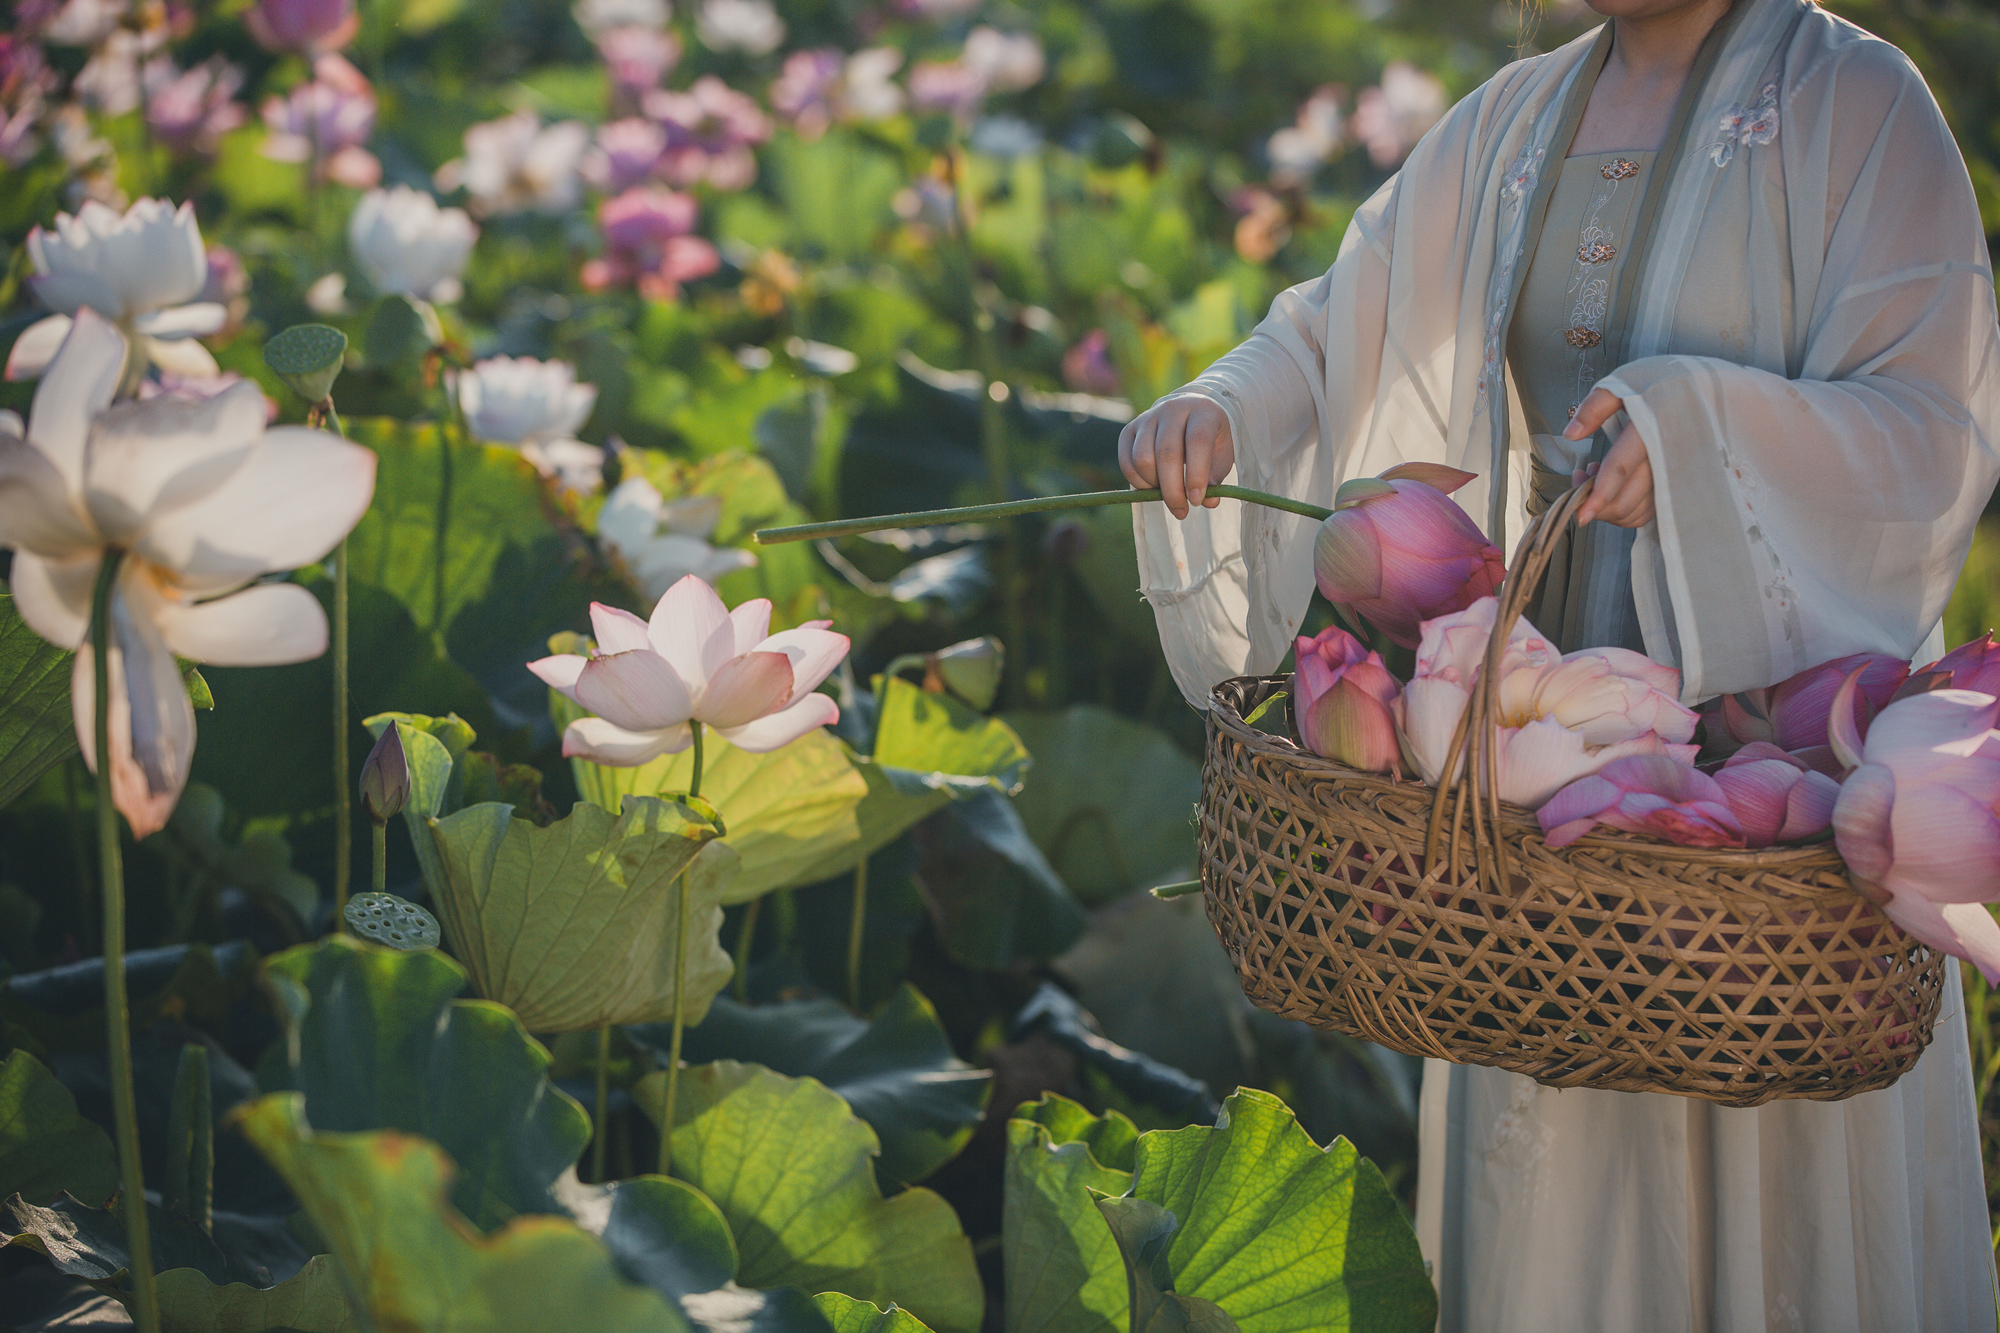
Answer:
1608, 0, 1734, 82
1568, 0, 1734, 155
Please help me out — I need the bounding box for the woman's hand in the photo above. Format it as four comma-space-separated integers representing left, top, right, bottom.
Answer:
1118, 394, 1236, 520
1566, 386, 1655, 528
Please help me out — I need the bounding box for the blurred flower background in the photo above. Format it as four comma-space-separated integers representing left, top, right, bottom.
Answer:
5, 0, 2000, 1307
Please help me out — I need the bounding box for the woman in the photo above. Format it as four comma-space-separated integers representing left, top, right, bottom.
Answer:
1118, 0, 2000, 1328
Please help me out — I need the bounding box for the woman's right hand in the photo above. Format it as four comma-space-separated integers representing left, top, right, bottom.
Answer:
1118, 394, 1236, 520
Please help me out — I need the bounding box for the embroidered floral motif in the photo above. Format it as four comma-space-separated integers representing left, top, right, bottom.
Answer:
1564, 326, 1602, 349
1500, 143, 1545, 205
1577, 240, 1616, 265
1705, 82, 1779, 168
1601, 158, 1641, 181
1558, 157, 1636, 412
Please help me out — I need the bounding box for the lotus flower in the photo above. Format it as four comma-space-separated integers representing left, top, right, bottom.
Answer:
1539, 755, 1745, 850
573, 0, 671, 36
1717, 651, 1909, 752
260, 55, 380, 188
583, 118, 669, 193
347, 186, 478, 304
143, 57, 247, 158
1311, 462, 1506, 649
245, 0, 357, 53
0, 312, 375, 836
451, 356, 601, 493
581, 186, 718, 302
596, 477, 756, 603
1351, 61, 1447, 169
694, 0, 784, 55
597, 26, 682, 104
1905, 633, 2000, 699
646, 76, 770, 192
434, 111, 588, 218
530, 577, 845, 763
1827, 675, 2000, 981
1398, 598, 1698, 809
1293, 625, 1402, 775
1713, 745, 1840, 847
5, 198, 228, 383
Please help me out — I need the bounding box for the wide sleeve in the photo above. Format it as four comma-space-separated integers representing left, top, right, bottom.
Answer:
1603, 42, 2000, 701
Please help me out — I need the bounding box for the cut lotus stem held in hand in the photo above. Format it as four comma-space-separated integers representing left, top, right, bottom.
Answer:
750, 484, 1335, 545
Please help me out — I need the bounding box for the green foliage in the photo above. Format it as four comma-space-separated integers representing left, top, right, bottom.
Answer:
427, 795, 729, 1032
152, 1256, 358, 1333
816, 1293, 937, 1333
1093, 1197, 1238, 1333
643, 985, 991, 1190
0, 1049, 118, 1208
635, 1061, 984, 1333
0, 594, 79, 811
1004, 1098, 1138, 1333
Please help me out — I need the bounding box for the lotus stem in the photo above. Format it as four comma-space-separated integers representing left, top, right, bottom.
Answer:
752, 485, 1334, 546
592, 1023, 610, 1184
91, 550, 159, 1333
325, 402, 352, 927
371, 821, 386, 897
659, 722, 705, 1176
847, 855, 867, 1013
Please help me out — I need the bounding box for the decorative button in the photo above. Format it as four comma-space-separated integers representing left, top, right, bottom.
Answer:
1564, 327, 1602, 349
1602, 158, 1641, 180
1578, 240, 1616, 265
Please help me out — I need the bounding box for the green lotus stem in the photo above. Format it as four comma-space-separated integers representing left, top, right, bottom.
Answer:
91, 550, 159, 1333
371, 822, 387, 897
591, 1023, 611, 1184
847, 855, 868, 1013
325, 402, 352, 927
752, 485, 1334, 546
659, 721, 705, 1176
1150, 880, 1202, 900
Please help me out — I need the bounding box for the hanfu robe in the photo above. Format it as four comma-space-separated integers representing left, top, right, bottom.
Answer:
1133, 0, 2000, 1327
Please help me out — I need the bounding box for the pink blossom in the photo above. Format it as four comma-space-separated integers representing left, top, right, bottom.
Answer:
1268, 85, 1346, 183
909, 60, 985, 121
583, 117, 667, 193
1713, 745, 1840, 847
1399, 599, 1699, 809
1294, 625, 1402, 775
646, 76, 770, 192
1539, 755, 1745, 850
597, 25, 680, 103
770, 48, 843, 138
1350, 61, 1446, 168
144, 56, 246, 157
1718, 651, 1910, 752
1905, 632, 2000, 699
583, 186, 719, 302
260, 54, 378, 188
1829, 684, 2000, 982
1061, 330, 1119, 397
245, 0, 357, 53
1311, 462, 1505, 649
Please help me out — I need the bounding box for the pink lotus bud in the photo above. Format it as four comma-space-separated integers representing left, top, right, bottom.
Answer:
245, 0, 357, 53
1906, 632, 2000, 700
1718, 651, 1909, 752
1714, 749, 1839, 848
1312, 463, 1505, 650
1538, 754, 1744, 850
1830, 687, 2000, 982
1293, 625, 1402, 775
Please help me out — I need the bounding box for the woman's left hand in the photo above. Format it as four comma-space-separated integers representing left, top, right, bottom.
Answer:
1566, 386, 1655, 528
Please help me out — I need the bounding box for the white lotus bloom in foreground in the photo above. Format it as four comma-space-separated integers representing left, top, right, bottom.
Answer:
597, 476, 756, 601
529, 576, 846, 763
435, 112, 590, 217
347, 186, 478, 303
451, 356, 603, 493
0, 313, 376, 836
5, 199, 228, 383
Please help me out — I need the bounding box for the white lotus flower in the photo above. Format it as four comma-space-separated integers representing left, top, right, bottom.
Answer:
450, 355, 603, 494
695, 0, 784, 54
529, 576, 846, 763
573, 0, 669, 35
597, 476, 756, 602
346, 186, 478, 303
435, 111, 590, 218
5, 199, 228, 384
0, 312, 376, 836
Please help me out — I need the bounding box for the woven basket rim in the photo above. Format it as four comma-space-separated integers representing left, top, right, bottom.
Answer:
1208, 674, 1856, 880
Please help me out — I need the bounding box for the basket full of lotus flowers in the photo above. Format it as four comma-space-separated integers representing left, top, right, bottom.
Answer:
1196, 471, 1997, 1107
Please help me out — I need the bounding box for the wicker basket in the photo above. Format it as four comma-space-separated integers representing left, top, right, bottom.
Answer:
1197, 485, 1947, 1106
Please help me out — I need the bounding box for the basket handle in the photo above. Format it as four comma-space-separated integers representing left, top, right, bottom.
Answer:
1421, 479, 1597, 889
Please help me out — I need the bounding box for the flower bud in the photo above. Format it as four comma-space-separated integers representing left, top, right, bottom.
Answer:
932, 636, 1003, 711
359, 725, 411, 823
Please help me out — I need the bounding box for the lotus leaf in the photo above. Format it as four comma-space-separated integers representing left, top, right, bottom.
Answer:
1003, 1096, 1136, 1333
0, 594, 78, 811
0, 1049, 117, 1208
816, 1293, 937, 1333
1092, 1197, 1238, 1333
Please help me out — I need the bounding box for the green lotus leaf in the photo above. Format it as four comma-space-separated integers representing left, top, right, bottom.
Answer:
1002, 708, 1201, 906
1003, 1096, 1136, 1333
0, 1049, 117, 1208
634, 984, 990, 1189
914, 790, 1086, 970
815, 1293, 936, 1333
234, 1094, 691, 1333
633, 1061, 982, 1333
1127, 1089, 1436, 1332
426, 795, 728, 1033
559, 688, 872, 904
153, 1254, 359, 1333
0, 593, 78, 811
264, 936, 590, 1232
1092, 1197, 1237, 1333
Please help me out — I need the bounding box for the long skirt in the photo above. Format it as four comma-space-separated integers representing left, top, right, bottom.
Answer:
1416, 960, 1999, 1332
